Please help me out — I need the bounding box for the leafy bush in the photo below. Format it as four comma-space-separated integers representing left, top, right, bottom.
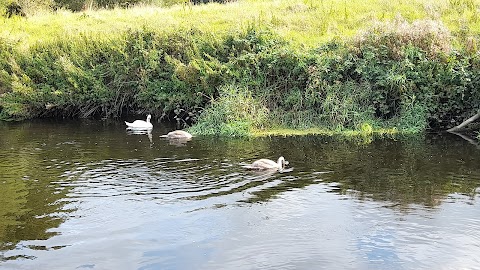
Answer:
0, 27, 273, 121
305, 19, 480, 131
53, 0, 144, 11
5, 2, 25, 17
0, 0, 54, 16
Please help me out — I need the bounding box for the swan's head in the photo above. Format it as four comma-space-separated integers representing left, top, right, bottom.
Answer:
278, 156, 288, 169
147, 114, 152, 121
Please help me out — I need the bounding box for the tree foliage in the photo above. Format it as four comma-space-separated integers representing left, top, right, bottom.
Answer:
1, 0, 229, 14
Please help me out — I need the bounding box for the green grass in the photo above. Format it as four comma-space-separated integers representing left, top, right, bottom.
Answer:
251, 126, 400, 145
187, 84, 269, 137
1, 0, 479, 49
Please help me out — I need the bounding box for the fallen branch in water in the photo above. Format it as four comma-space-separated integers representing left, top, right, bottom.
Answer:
447, 111, 480, 132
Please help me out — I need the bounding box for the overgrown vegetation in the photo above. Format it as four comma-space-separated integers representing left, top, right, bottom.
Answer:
0, 0, 479, 137
189, 84, 269, 136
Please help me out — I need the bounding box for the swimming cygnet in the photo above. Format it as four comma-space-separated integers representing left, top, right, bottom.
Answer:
160, 130, 193, 139
245, 156, 288, 171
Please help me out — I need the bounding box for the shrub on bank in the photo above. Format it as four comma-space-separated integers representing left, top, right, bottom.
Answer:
304, 19, 480, 132
0, 27, 280, 121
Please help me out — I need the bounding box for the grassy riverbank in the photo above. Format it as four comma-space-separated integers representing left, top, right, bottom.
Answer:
1, 0, 480, 136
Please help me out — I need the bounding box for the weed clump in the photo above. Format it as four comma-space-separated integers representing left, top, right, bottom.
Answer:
355, 18, 452, 59
188, 84, 269, 137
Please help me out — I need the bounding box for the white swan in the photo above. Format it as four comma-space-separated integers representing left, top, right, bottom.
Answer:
125, 114, 153, 129
160, 130, 193, 139
245, 156, 288, 171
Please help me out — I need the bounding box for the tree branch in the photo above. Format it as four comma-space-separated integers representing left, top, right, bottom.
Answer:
447, 111, 480, 132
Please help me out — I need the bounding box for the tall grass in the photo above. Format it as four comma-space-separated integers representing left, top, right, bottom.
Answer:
188, 84, 269, 137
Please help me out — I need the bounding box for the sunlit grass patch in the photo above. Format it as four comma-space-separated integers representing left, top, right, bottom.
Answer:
2, 0, 479, 49
252, 127, 335, 137
254, 127, 399, 137
251, 126, 400, 145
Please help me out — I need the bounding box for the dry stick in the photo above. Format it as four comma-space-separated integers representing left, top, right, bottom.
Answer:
447, 111, 480, 132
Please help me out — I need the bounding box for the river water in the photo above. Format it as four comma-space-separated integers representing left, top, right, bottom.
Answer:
0, 119, 479, 270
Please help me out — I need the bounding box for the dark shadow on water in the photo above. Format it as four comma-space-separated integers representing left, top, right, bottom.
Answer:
291, 133, 480, 209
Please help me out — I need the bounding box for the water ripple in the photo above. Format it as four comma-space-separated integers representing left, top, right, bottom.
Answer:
55, 157, 299, 205
3, 121, 480, 270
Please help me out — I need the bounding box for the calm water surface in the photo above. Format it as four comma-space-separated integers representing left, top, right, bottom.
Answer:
0, 119, 480, 270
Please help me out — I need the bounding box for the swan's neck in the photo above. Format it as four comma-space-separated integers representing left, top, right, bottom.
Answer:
277, 157, 285, 169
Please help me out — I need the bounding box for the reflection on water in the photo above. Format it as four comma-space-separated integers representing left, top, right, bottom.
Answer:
162, 137, 192, 147
0, 120, 480, 269
126, 129, 153, 145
